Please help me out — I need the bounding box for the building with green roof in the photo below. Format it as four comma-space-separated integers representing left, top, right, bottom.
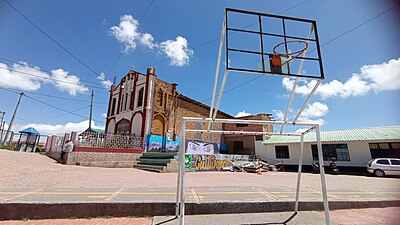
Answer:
255, 126, 400, 169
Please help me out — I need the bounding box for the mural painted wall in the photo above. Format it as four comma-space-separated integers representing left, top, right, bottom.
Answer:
146, 135, 226, 154
186, 154, 253, 172
146, 134, 180, 152
185, 140, 218, 154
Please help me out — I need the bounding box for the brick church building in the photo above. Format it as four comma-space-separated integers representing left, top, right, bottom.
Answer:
105, 67, 273, 154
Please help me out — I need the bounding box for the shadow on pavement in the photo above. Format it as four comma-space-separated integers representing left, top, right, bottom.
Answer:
155, 216, 178, 225
241, 212, 297, 225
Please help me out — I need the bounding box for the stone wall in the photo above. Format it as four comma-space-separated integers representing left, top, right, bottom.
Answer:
45, 152, 142, 168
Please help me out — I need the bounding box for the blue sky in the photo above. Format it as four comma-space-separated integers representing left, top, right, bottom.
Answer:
0, 0, 399, 135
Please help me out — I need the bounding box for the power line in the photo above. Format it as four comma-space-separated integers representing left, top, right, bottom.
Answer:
24, 94, 105, 125
27, 0, 118, 80
3, 0, 105, 81
200, 2, 398, 103
0, 87, 105, 125
109, 0, 156, 77
0, 62, 107, 90
0, 86, 107, 105
138, 0, 313, 70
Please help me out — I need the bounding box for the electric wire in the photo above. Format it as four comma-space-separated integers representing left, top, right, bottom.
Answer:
138, 0, 313, 70
0, 61, 107, 90
3, 0, 105, 81
26, 0, 117, 84
0, 87, 105, 125
109, 0, 156, 76
200, 2, 399, 103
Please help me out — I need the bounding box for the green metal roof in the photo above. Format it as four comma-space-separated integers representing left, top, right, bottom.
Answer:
263, 126, 400, 144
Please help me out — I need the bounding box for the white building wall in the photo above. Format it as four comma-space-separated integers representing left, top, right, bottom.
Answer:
255, 140, 380, 167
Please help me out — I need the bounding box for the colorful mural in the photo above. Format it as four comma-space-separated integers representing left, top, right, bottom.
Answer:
185, 140, 218, 155
146, 134, 180, 152
146, 135, 227, 154
192, 154, 231, 171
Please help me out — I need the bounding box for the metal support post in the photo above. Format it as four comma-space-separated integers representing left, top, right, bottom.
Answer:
179, 120, 186, 225
2, 92, 23, 145
316, 125, 330, 225
294, 134, 305, 212
0, 111, 5, 142
212, 70, 229, 120
208, 14, 226, 131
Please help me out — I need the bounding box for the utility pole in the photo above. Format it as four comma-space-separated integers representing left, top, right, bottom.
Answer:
2, 92, 24, 145
0, 111, 5, 143
89, 90, 94, 130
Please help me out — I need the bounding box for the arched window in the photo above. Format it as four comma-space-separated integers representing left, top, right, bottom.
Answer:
137, 88, 144, 107
116, 119, 130, 134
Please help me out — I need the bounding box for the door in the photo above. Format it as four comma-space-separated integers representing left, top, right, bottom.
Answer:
389, 159, 400, 176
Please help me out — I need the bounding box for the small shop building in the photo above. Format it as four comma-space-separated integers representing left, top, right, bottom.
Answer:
255, 126, 400, 171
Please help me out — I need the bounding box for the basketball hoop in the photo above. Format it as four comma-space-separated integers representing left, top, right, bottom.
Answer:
271, 40, 309, 67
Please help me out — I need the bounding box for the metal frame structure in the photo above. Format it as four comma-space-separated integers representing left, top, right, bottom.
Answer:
176, 118, 330, 225
175, 8, 330, 225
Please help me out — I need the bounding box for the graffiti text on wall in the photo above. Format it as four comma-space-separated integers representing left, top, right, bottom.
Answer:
193, 155, 231, 171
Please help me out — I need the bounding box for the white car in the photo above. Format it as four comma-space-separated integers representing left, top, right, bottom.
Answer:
367, 158, 400, 177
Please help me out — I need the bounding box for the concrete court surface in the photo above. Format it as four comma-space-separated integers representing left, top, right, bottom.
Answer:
1, 150, 399, 204
0, 207, 399, 225
1, 150, 400, 222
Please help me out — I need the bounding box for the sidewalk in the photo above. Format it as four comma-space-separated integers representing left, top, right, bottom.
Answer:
0, 207, 399, 225
1, 150, 399, 221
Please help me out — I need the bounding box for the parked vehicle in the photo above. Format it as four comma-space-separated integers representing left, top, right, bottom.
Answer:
367, 158, 400, 177
329, 158, 339, 175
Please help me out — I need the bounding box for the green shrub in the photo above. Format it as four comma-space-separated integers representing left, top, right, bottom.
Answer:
0, 145, 13, 150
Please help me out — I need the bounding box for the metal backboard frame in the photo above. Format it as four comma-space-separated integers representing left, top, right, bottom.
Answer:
225, 8, 325, 79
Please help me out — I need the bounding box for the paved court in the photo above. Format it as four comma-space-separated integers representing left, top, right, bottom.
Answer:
1, 150, 399, 204
0, 150, 399, 222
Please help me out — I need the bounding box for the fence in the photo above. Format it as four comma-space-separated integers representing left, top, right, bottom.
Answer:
76, 132, 144, 149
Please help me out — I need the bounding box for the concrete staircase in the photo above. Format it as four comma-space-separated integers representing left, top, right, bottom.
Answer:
135, 152, 178, 173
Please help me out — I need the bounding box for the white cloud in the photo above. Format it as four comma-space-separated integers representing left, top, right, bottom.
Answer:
101, 113, 107, 118
272, 109, 285, 121
110, 15, 141, 51
273, 102, 328, 125
140, 33, 157, 49
282, 58, 400, 99
97, 72, 112, 89
302, 102, 329, 118
295, 128, 308, 133
235, 111, 252, 117
110, 15, 193, 66
14, 120, 104, 136
0, 62, 50, 91
159, 36, 193, 66
0, 62, 88, 96
51, 69, 88, 96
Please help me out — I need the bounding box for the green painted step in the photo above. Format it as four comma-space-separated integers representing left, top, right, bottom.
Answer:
135, 164, 165, 171
138, 158, 172, 163
142, 152, 178, 157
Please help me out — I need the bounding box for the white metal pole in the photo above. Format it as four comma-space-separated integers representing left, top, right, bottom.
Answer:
295, 134, 305, 212
179, 120, 186, 225
316, 125, 330, 225
280, 25, 314, 134
208, 14, 226, 131
293, 80, 321, 123
175, 146, 182, 217
212, 70, 229, 120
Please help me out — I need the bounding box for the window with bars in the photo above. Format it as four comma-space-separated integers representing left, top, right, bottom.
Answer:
311, 144, 350, 161
275, 145, 290, 159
